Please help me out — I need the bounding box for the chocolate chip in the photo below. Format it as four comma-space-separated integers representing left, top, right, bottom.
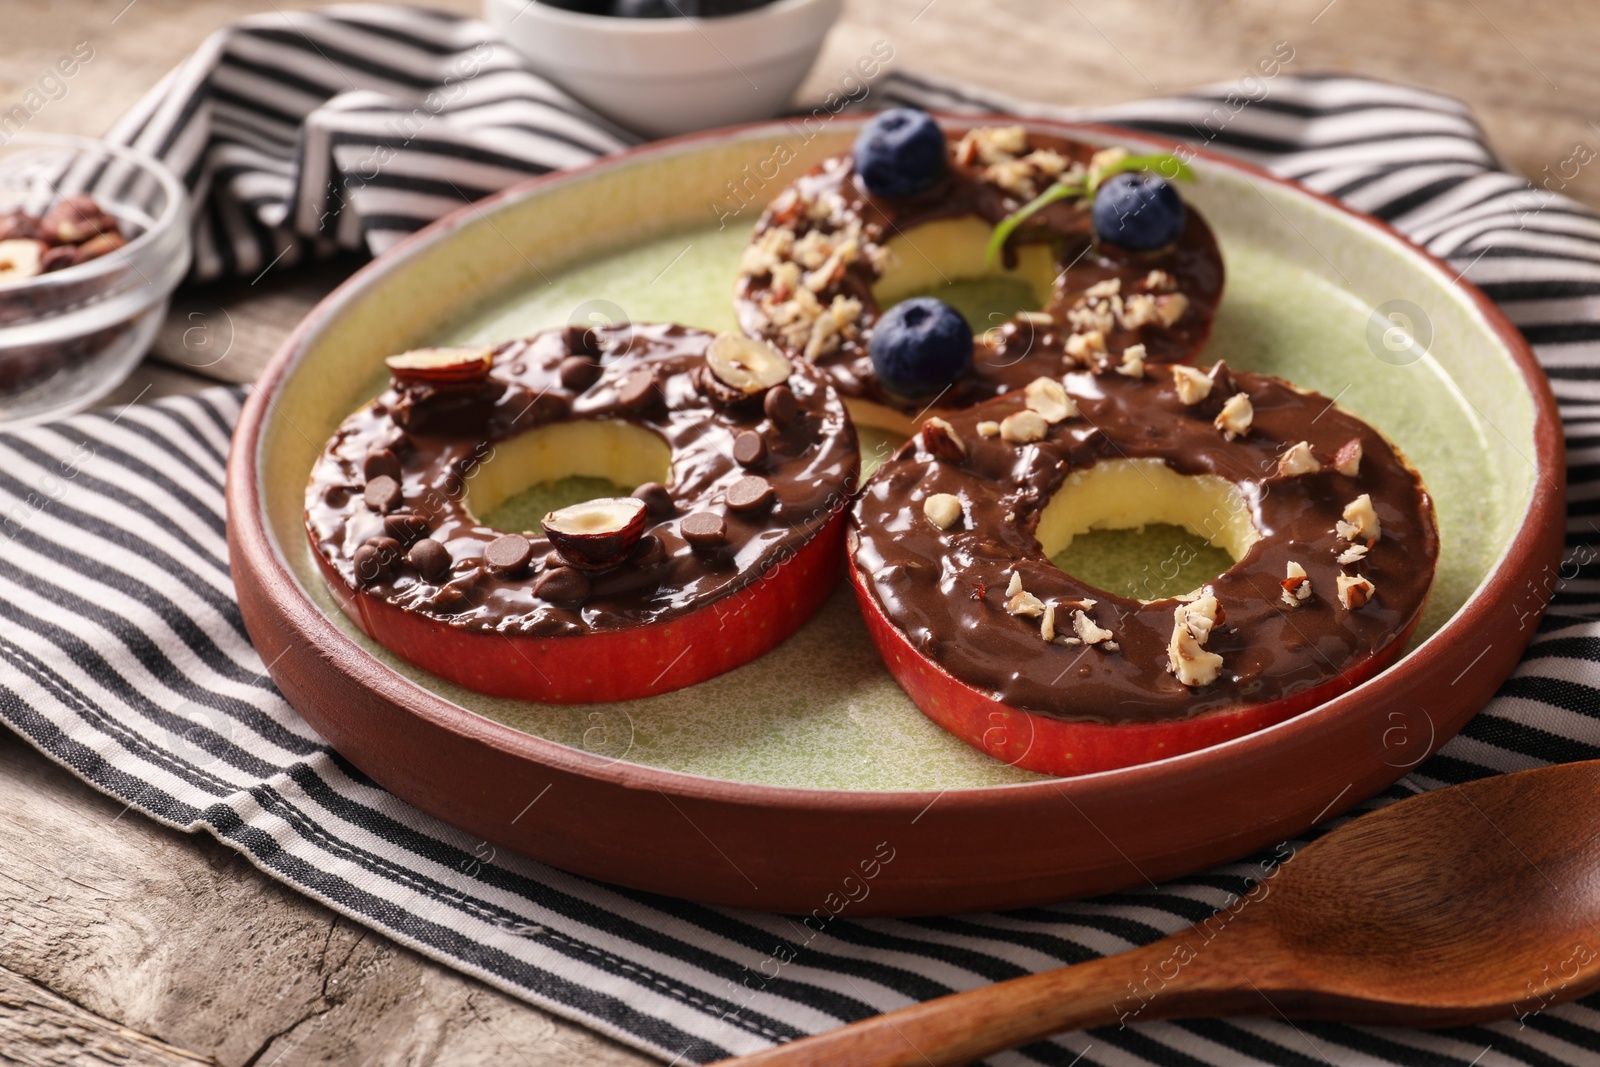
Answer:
363, 448, 401, 483
680, 511, 727, 548
733, 430, 768, 469
353, 536, 402, 585
484, 533, 534, 576
0, 210, 40, 242
559, 356, 601, 391
726, 475, 775, 513
40, 244, 79, 273
352, 544, 387, 585
534, 565, 590, 604
530, 389, 571, 421
363, 474, 402, 514
563, 324, 602, 357
631, 533, 666, 566
616, 367, 659, 412
763, 383, 798, 425
383, 512, 429, 546
632, 481, 675, 519
408, 538, 452, 582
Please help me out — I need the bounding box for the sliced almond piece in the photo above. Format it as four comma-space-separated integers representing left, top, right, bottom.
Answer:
923, 493, 963, 530
1040, 603, 1057, 643
1006, 571, 1023, 597
542, 497, 648, 570
385, 346, 494, 385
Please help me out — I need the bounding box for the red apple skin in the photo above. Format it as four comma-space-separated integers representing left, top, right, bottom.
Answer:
848, 553, 1424, 777
314, 508, 847, 703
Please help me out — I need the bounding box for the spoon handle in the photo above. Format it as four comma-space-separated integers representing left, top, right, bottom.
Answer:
711, 927, 1273, 1067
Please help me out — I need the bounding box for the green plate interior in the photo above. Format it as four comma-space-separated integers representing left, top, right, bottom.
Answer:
261, 127, 1536, 791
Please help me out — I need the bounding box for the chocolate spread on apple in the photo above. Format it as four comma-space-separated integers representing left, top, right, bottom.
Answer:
735, 126, 1225, 413
305, 323, 860, 637
850, 363, 1439, 724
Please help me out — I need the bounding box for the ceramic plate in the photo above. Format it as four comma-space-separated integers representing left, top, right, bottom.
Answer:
227, 116, 1563, 915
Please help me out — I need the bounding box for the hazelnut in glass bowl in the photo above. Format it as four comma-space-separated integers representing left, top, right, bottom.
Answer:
0, 134, 189, 425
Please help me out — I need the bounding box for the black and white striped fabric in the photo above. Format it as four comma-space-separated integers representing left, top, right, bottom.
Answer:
5, 9, 1598, 1062
105, 5, 637, 282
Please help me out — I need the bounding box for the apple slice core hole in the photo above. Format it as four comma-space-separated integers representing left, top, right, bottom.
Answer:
463, 419, 671, 532
871, 215, 1055, 331
1036, 457, 1261, 602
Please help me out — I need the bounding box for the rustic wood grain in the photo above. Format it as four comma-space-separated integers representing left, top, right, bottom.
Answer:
3, 0, 1596, 1062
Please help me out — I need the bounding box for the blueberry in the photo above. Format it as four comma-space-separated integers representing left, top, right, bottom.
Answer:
852, 109, 947, 199
869, 297, 973, 397
1092, 172, 1186, 251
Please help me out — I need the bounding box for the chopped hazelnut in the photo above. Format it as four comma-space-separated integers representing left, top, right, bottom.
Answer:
1214, 392, 1254, 440
1336, 543, 1369, 566
1085, 277, 1122, 299
1089, 146, 1129, 174
957, 125, 1029, 166
923, 493, 963, 530
1000, 409, 1049, 444
1168, 591, 1224, 687
1064, 329, 1107, 362
921, 417, 968, 463
1142, 269, 1176, 292
1336, 493, 1381, 543
1015, 310, 1055, 327
1334, 438, 1363, 478
1006, 590, 1045, 617
1281, 561, 1311, 607
977, 420, 1001, 438
1337, 574, 1376, 610
1118, 293, 1160, 330
1116, 344, 1147, 378
1277, 441, 1320, 477
1155, 292, 1190, 326
1023, 376, 1077, 423
1172, 365, 1213, 405
1072, 610, 1114, 645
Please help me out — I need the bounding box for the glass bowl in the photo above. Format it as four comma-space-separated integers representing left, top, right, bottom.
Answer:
0, 134, 190, 425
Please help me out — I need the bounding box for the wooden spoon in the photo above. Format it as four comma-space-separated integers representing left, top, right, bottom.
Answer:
715, 760, 1600, 1067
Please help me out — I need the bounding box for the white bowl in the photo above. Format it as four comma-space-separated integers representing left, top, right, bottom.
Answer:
484, 0, 843, 138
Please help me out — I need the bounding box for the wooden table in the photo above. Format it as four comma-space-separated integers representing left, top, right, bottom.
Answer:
2, 1, 1590, 1062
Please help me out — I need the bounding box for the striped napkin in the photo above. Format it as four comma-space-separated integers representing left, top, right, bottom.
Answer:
5, 6, 1595, 1064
